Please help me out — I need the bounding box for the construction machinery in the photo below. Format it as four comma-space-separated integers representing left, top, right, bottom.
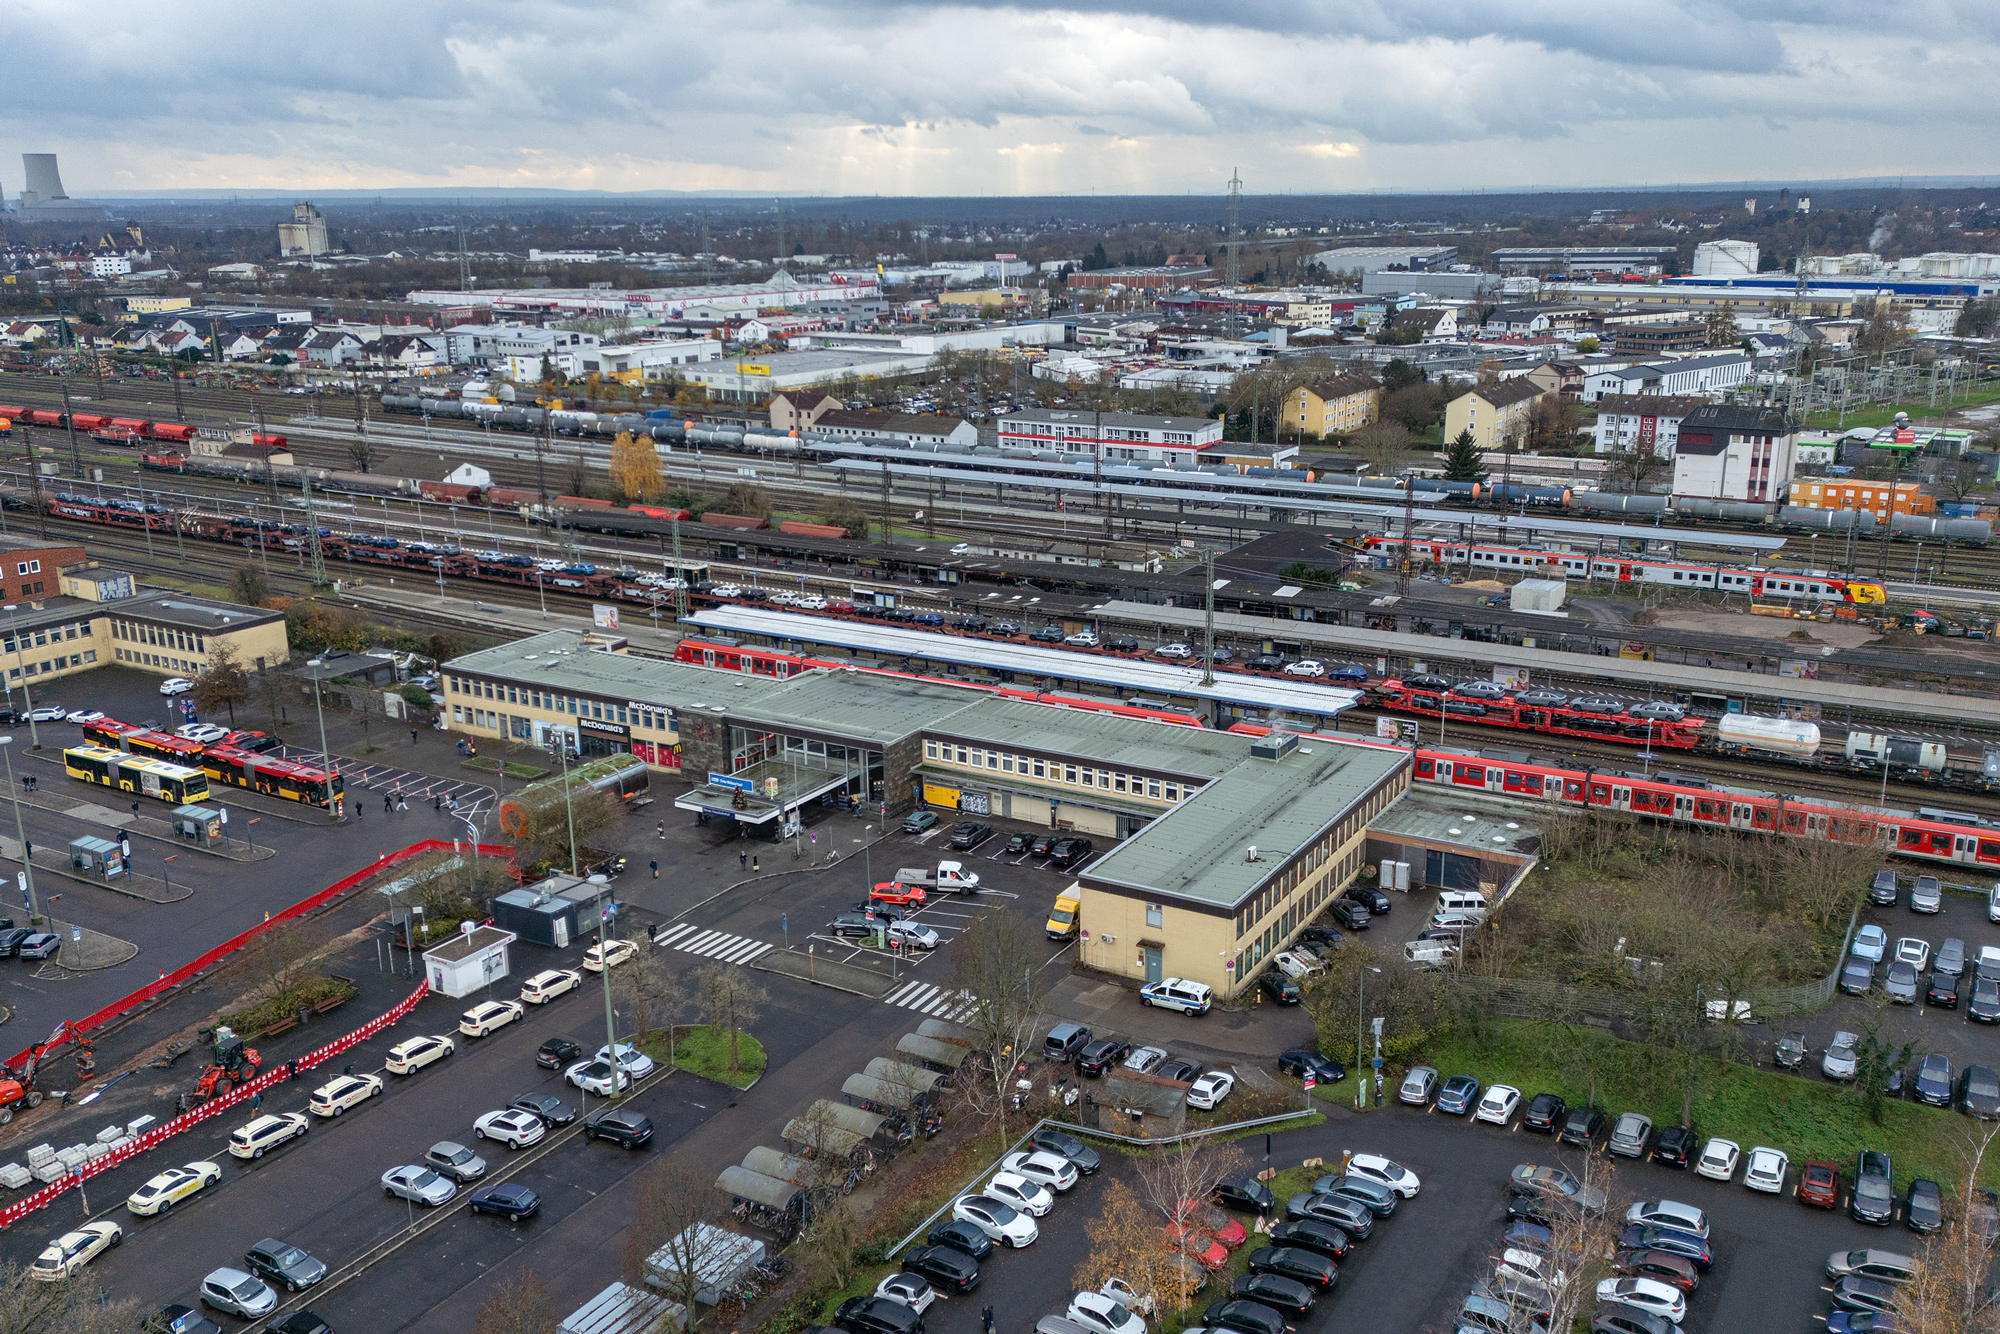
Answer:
0, 1019, 96, 1124
192, 1027, 261, 1102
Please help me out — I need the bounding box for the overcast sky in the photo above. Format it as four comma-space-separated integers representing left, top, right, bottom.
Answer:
5, 1, 1996, 197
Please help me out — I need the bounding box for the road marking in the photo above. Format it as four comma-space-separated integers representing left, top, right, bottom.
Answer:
652, 922, 773, 965
884, 980, 979, 1020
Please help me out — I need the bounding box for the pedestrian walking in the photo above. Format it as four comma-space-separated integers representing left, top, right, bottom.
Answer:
434, 793, 442, 812
656, 821, 666, 840
410, 727, 419, 745
752, 855, 760, 874
384, 792, 393, 813
286, 1058, 298, 1082
343, 1063, 353, 1077
650, 859, 659, 879
397, 792, 409, 812
739, 850, 747, 870
250, 1091, 263, 1112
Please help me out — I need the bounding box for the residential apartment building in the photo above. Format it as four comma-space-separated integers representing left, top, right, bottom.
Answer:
1590, 395, 1711, 457
1610, 320, 1708, 357
808, 410, 978, 449
995, 409, 1224, 461
1285, 372, 1381, 440
1442, 379, 1553, 452
1671, 405, 1797, 503
1581, 352, 1750, 403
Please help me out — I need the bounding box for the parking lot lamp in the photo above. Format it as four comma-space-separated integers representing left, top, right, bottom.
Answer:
0, 736, 40, 924
306, 658, 336, 822
5, 607, 39, 749
1356, 965, 1380, 1110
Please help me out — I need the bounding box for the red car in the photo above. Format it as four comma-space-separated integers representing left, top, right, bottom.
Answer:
1798, 1160, 1840, 1209
1177, 1200, 1247, 1249
1162, 1225, 1229, 1270
869, 881, 928, 907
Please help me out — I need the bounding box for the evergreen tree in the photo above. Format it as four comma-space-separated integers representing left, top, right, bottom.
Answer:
1443, 427, 1488, 482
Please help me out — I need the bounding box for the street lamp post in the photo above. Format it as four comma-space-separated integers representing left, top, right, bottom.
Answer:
306, 658, 338, 822
0, 737, 39, 925
5, 606, 40, 749
1356, 965, 1381, 1110
598, 902, 621, 1098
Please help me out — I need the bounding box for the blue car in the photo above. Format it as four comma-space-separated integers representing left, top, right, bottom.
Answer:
1436, 1075, 1482, 1115
1328, 664, 1369, 682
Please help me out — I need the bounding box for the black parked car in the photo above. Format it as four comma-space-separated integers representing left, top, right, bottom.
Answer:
1344, 885, 1391, 914
510, 1092, 577, 1125
1285, 1192, 1374, 1238
1652, 1125, 1698, 1168
1247, 1245, 1338, 1289
1295, 926, 1344, 952
1203, 1300, 1288, 1334
1049, 838, 1094, 869
1028, 834, 1059, 858
989, 622, 1020, 637
1157, 1058, 1204, 1084
1908, 1179, 1944, 1233
1869, 870, 1900, 906
1311, 1174, 1396, 1217
1029, 626, 1064, 643
1972, 976, 2000, 1023
946, 822, 993, 851
536, 1037, 583, 1070
831, 913, 887, 940
836, 1296, 924, 1334
1213, 1174, 1277, 1215
1928, 973, 1961, 1008
1914, 1053, 1954, 1107
1276, 1049, 1345, 1084
926, 1218, 994, 1259
1260, 972, 1302, 1005
1003, 833, 1034, 854
0, 928, 31, 957
1840, 956, 1876, 996
1328, 900, 1370, 930
1558, 1106, 1607, 1148
582, 1107, 653, 1148
1076, 1039, 1134, 1077
1616, 1224, 1711, 1269
1266, 1218, 1348, 1260
272, 1314, 331, 1334
1961, 1065, 2000, 1119
902, 1245, 980, 1293
1522, 1093, 1567, 1133
1230, 1272, 1316, 1317
1027, 1125, 1101, 1174
243, 1239, 326, 1292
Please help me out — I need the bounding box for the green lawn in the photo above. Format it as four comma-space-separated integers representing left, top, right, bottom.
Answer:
1421, 1019, 1998, 1192
637, 1024, 765, 1088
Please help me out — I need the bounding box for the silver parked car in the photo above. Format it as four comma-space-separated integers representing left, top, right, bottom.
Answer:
200, 1268, 276, 1319
380, 1165, 458, 1207
1823, 1031, 1861, 1081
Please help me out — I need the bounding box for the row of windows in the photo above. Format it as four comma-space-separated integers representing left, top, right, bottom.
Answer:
1234, 776, 1404, 937
448, 675, 673, 733
113, 648, 185, 671
5, 620, 91, 654
12, 560, 41, 576
922, 738, 1193, 804
12, 649, 92, 679
1235, 844, 1367, 974
112, 620, 199, 654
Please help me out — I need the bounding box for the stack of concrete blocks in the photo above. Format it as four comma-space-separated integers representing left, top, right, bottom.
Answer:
0, 1160, 31, 1188
55, 1144, 90, 1173
28, 1143, 63, 1183
126, 1114, 157, 1137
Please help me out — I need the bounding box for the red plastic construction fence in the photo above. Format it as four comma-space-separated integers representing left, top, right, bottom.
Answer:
4, 839, 515, 1072
0, 979, 430, 1230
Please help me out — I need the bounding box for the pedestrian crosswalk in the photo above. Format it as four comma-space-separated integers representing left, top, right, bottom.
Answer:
649, 922, 774, 966
883, 980, 979, 1021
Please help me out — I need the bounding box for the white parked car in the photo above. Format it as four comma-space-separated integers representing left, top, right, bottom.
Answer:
1000, 1150, 1079, 1193
1271, 950, 1325, 980
228, 1112, 310, 1160
176, 723, 230, 744
952, 1194, 1037, 1247
1894, 937, 1932, 971
474, 1108, 548, 1149
1154, 643, 1193, 660
1624, 1199, 1709, 1239
309, 1072, 384, 1118
985, 1170, 1053, 1217
1123, 1046, 1168, 1075
795, 596, 828, 611
708, 584, 743, 598
1063, 632, 1100, 648
1694, 1137, 1741, 1182
519, 968, 582, 1004
126, 1161, 222, 1216
875, 1272, 936, 1314
565, 1059, 630, 1096
1282, 660, 1327, 678
384, 1035, 454, 1075
159, 677, 195, 696
1744, 1145, 1789, 1194
1098, 1278, 1155, 1318
582, 938, 638, 972
1595, 1276, 1686, 1325
459, 999, 525, 1037
1497, 1247, 1566, 1290
1186, 1071, 1236, 1110
1344, 1153, 1420, 1198
595, 1043, 657, 1079
1067, 1291, 1146, 1334
64, 709, 105, 725
30, 1221, 121, 1281
1475, 1084, 1522, 1126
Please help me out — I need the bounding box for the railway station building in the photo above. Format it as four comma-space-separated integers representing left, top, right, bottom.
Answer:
440, 629, 1412, 998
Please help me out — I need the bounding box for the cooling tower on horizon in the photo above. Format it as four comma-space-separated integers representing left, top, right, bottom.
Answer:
15, 152, 109, 220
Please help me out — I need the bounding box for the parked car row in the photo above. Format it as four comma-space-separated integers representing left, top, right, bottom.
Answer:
1038, 1022, 1236, 1110
1839, 922, 2000, 1015
839, 1133, 1108, 1334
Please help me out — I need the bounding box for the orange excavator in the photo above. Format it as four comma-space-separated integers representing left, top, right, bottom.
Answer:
0, 1020, 95, 1124
192, 1027, 260, 1102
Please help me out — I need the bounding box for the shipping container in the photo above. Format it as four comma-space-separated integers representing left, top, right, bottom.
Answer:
418, 481, 482, 503
778, 520, 848, 538
699, 512, 770, 531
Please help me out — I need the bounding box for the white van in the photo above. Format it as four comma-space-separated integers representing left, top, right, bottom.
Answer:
1988, 882, 2000, 924
1404, 939, 1459, 968
1436, 890, 1490, 920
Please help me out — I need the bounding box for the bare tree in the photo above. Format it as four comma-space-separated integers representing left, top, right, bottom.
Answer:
14, 1266, 144, 1334
624, 1154, 739, 1333
1892, 1124, 2000, 1333
696, 964, 767, 1074
191, 641, 250, 726
799, 1194, 867, 1293
471, 1268, 553, 1334
950, 911, 1048, 1142
1485, 1154, 1629, 1334
1132, 1136, 1248, 1228
1073, 1178, 1206, 1318
615, 945, 689, 1051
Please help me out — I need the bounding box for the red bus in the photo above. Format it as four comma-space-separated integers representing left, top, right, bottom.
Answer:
200, 746, 344, 812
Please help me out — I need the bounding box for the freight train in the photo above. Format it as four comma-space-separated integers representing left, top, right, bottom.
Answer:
0, 403, 197, 445
1358, 536, 1890, 602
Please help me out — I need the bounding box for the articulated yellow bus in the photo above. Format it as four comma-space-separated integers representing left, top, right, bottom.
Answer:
64, 745, 211, 805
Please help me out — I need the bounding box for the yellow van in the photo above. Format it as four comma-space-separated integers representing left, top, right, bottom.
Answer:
1046, 890, 1080, 941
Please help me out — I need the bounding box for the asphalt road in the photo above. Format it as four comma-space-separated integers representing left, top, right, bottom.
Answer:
908, 1100, 1903, 1334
